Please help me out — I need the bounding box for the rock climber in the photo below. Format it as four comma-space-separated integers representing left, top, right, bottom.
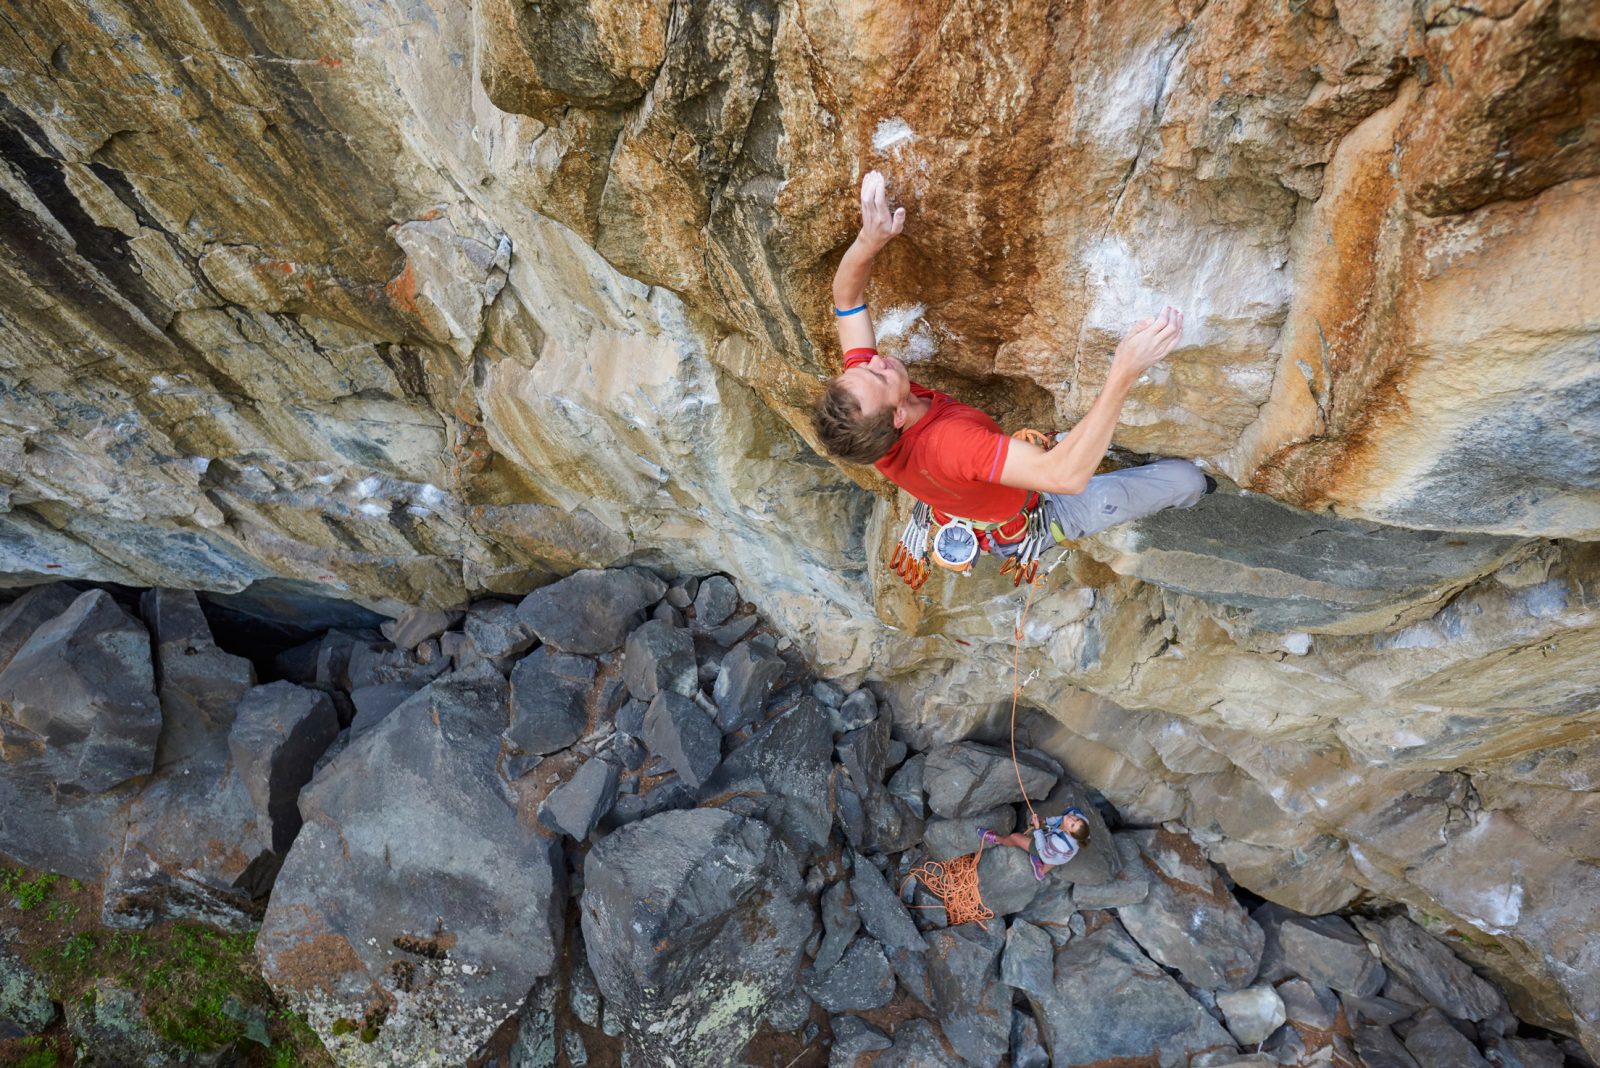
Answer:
811, 171, 1211, 582
981, 808, 1091, 881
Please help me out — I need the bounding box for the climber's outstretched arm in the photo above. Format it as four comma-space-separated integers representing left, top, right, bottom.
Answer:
999, 309, 1185, 495
833, 170, 905, 354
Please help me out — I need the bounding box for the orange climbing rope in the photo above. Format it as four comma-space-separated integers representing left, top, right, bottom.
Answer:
902, 561, 1055, 928
904, 846, 995, 928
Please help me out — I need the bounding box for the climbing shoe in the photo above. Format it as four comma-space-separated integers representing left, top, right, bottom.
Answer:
979, 828, 1001, 847
1030, 855, 1049, 881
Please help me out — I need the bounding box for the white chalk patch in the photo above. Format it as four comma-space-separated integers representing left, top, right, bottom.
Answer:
358, 501, 389, 517
875, 303, 924, 340
1281, 632, 1312, 656
354, 476, 383, 499
872, 117, 914, 153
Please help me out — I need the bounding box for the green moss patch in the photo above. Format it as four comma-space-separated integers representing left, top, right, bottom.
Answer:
0, 856, 333, 1067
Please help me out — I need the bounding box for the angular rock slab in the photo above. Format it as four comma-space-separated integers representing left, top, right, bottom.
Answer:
643, 690, 722, 789
580, 808, 811, 1067
1353, 914, 1504, 1022
0, 583, 79, 674
712, 641, 784, 732
1027, 922, 1237, 1067
516, 568, 666, 654
140, 587, 255, 772
1090, 489, 1526, 633
923, 741, 1057, 818
1215, 984, 1287, 1046
1280, 913, 1385, 996
802, 937, 895, 1013
539, 756, 619, 840
924, 921, 1011, 1068
1117, 827, 1265, 991
698, 696, 834, 861
622, 618, 697, 702
101, 747, 275, 930
229, 681, 340, 853
873, 1019, 964, 1067
259, 669, 565, 1067
507, 647, 597, 755
0, 588, 161, 792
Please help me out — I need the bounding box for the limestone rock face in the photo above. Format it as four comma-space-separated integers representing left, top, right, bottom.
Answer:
1, 0, 1597, 1054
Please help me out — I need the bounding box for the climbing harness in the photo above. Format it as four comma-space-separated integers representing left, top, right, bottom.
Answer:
900, 546, 1073, 927
886, 429, 1059, 591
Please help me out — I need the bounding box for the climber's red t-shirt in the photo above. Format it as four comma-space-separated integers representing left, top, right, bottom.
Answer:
844, 350, 1028, 524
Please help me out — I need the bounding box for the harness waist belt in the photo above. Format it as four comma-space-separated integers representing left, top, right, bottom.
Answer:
932, 492, 1041, 545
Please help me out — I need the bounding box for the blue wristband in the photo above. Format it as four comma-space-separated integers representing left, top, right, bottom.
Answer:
834, 303, 867, 317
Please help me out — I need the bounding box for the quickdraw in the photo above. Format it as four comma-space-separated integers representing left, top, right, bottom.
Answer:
998, 504, 1053, 588
889, 500, 933, 590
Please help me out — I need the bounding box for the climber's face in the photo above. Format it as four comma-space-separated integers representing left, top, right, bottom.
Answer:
839, 353, 912, 428
1062, 814, 1087, 838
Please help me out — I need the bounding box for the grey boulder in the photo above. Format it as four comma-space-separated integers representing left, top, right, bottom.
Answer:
507, 647, 597, 756
924, 921, 1011, 1068
1215, 984, 1287, 1046
1000, 919, 1054, 999
622, 619, 697, 702
922, 806, 1016, 861
849, 858, 925, 953
539, 756, 620, 840
1403, 1007, 1491, 1068
643, 690, 722, 789
380, 606, 461, 650
0, 583, 79, 673
258, 668, 566, 1066
873, 1019, 963, 1067
517, 568, 666, 655
464, 599, 536, 660
712, 642, 784, 732
229, 681, 340, 853
691, 574, 738, 629
0, 588, 161, 792
1353, 915, 1505, 1022
976, 845, 1043, 916
580, 808, 811, 1067
1026, 922, 1237, 1067
803, 937, 895, 1013
1280, 913, 1386, 996
1117, 827, 1265, 991
923, 741, 1056, 818
698, 697, 834, 860
814, 879, 860, 974
140, 588, 255, 772
830, 1015, 892, 1065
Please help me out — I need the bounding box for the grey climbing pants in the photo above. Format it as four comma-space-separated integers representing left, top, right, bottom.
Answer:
1037, 459, 1207, 542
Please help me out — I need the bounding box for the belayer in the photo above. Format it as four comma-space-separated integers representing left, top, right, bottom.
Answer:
812, 171, 1212, 586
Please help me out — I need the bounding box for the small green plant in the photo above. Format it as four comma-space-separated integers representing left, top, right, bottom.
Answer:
268, 1047, 304, 1068
7, 871, 60, 910
330, 1018, 358, 1037
59, 931, 97, 965
16, 1048, 58, 1068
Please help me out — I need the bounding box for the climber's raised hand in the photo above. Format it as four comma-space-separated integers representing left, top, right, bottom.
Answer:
1111, 306, 1184, 380
857, 170, 906, 252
